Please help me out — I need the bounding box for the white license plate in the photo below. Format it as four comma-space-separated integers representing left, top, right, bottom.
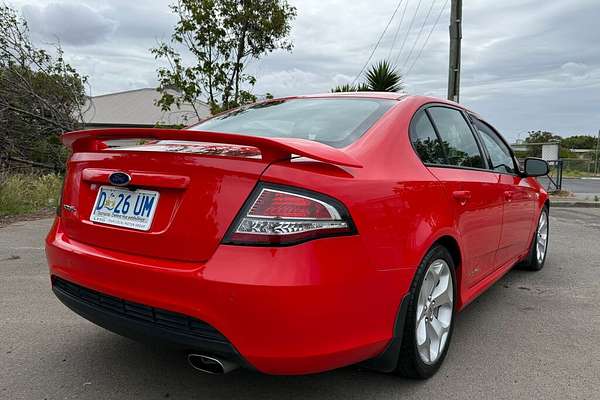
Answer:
90, 186, 159, 231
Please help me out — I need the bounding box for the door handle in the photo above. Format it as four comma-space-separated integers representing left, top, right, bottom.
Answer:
452, 190, 472, 205
504, 191, 514, 201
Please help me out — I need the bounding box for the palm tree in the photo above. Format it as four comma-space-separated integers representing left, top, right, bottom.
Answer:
330, 60, 404, 93
364, 60, 404, 92
331, 83, 357, 93
331, 83, 371, 92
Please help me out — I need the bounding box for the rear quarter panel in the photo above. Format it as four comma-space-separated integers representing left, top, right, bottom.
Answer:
260, 98, 462, 340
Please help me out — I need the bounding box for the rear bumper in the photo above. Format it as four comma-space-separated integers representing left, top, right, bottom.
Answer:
52, 276, 252, 368
46, 218, 414, 375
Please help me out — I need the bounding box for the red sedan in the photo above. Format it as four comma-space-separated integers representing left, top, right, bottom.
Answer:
46, 93, 550, 378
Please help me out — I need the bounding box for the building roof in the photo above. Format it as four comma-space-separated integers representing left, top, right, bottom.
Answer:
82, 88, 211, 127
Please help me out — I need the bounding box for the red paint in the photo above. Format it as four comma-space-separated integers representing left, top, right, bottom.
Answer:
82, 168, 190, 189
46, 94, 548, 375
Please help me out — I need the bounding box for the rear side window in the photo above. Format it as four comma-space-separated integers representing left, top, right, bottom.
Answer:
191, 98, 396, 148
428, 107, 485, 169
473, 118, 516, 174
410, 110, 446, 164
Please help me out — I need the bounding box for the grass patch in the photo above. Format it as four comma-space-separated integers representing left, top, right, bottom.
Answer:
562, 169, 595, 178
0, 173, 63, 217
549, 190, 573, 197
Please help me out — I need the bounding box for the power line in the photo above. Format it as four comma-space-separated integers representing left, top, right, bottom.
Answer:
351, 0, 405, 86
386, 0, 410, 61
402, 0, 438, 70
393, 0, 425, 67
405, 0, 449, 76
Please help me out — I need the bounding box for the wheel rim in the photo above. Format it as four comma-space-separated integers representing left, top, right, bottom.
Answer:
416, 259, 453, 365
536, 210, 549, 264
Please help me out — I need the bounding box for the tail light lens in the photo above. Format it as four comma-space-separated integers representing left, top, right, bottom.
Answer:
224, 183, 356, 245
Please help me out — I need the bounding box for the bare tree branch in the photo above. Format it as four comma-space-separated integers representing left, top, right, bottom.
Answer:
0, 4, 87, 172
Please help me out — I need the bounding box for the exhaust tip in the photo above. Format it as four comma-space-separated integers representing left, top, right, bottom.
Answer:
187, 354, 238, 374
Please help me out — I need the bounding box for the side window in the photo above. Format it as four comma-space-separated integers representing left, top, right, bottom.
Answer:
427, 107, 485, 169
473, 119, 516, 174
410, 110, 446, 164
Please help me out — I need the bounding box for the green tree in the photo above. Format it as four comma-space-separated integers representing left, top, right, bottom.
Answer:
331, 60, 404, 93
152, 0, 296, 116
524, 130, 562, 143
0, 5, 87, 171
561, 135, 598, 150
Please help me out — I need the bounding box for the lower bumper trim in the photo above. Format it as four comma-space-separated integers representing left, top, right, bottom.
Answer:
51, 276, 252, 369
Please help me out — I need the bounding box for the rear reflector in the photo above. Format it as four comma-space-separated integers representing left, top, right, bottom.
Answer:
224, 184, 356, 246
56, 173, 67, 216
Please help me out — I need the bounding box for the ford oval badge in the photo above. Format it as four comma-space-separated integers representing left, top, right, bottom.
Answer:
109, 172, 131, 187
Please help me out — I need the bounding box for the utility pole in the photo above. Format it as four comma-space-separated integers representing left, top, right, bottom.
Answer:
447, 0, 462, 103
594, 129, 600, 176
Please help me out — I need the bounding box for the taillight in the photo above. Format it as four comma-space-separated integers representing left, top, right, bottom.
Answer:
224, 183, 356, 245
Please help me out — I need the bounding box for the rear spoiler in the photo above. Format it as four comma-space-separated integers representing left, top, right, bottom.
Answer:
61, 128, 362, 168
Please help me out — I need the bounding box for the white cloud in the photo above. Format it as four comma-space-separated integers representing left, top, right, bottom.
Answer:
22, 2, 117, 45
9, 0, 600, 138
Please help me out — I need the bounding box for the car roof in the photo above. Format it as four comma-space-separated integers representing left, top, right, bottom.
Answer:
290, 93, 466, 109
297, 92, 407, 101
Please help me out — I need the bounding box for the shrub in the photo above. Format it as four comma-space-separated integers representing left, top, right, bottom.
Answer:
0, 173, 63, 216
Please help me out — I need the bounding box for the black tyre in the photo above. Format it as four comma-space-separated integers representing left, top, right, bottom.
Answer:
395, 245, 457, 379
519, 206, 549, 271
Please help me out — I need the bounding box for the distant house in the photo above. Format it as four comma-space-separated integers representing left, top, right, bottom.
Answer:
82, 88, 211, 129
510, 140, 529, 152
569, 149, 596, 159
510, 141, 561, 161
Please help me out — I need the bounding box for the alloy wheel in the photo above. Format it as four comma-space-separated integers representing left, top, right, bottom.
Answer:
415, 259, 454, 365
536, 210, 549, 265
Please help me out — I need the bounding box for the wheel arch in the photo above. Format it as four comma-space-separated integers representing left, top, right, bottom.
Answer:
434, 235, 461, 269
431, 234, 462, 307
361, 232, 463, 373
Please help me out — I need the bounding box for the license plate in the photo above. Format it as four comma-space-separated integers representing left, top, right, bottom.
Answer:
90, 186, 159, 231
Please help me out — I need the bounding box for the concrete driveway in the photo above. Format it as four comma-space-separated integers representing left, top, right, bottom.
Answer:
1, 209, 599, 400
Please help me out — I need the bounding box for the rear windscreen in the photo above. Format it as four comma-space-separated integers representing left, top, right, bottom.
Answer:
190, 98, 397, 148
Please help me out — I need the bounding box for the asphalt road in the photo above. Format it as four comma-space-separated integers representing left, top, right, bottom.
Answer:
2, 211, 600, 400
538, 177, 600, 198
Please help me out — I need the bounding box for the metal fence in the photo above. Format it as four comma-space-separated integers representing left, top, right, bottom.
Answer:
545, 160, 563, 192
512, 142, 599, 176
561, 158, 596, 174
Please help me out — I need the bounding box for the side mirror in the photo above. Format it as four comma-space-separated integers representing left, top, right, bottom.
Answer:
523, 158, 549, 177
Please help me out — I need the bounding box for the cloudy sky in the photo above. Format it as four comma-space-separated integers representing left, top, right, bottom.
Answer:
10, 0, 600, 140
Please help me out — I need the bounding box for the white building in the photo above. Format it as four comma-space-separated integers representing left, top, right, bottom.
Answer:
82, 88, 211, 129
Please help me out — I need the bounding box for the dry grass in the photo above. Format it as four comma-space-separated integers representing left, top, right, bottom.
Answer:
549, 190, 574, 197
0, 173, 63, 217
562, 169, 592, 178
